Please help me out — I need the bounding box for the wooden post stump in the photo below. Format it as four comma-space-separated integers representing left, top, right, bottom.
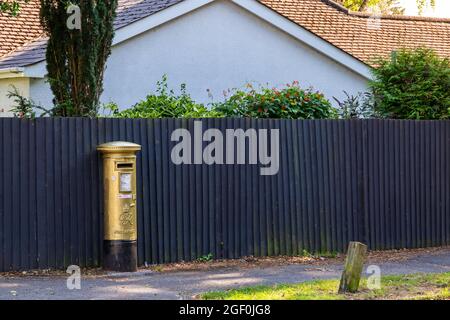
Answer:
338, 241, 368, 293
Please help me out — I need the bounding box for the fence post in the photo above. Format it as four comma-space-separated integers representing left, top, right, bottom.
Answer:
338, 241, 368, 293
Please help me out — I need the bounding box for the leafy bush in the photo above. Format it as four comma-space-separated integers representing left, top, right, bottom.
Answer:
212, 82, 336, 119
8, 86, 99, 118
370, 48, 450, 120
6, 86, 52, 119
7, 87, 37, 119
334, 91, 379, 119
113, 76, 221, 118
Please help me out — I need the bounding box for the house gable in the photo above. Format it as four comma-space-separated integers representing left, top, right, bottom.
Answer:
96, 0, 371, 106
0, 0, 371, 81
1, 0, 449, 74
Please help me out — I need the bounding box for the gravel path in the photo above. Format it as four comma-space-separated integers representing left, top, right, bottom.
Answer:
1, 248, 449, 300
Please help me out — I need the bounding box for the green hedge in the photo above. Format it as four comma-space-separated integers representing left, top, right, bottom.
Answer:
371, 48, 450, 120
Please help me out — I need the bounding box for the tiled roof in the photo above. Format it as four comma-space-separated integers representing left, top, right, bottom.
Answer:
114, 0, 183, 29
0, 0, 42, 58
259, 0, 450, 65
0, 0, 449, 70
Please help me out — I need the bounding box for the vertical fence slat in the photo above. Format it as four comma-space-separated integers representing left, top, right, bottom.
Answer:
0, 119, 4, 271
3, 119, 12, 270
19, 120, 29, 270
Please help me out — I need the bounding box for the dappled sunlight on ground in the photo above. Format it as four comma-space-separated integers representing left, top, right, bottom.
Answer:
0, 247, 449, 300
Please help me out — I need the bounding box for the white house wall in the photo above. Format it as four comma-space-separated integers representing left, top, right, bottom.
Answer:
29, 78, 54, 110
0, 77, 29, 117
29, 0, 368, 111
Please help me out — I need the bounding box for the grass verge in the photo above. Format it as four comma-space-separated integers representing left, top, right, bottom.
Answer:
201, 272, 450, 300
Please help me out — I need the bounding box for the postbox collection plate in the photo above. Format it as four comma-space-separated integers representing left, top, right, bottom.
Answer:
120, 173, 132, 193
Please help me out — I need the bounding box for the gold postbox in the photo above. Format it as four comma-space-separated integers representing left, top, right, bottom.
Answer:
97, 141, 141, 272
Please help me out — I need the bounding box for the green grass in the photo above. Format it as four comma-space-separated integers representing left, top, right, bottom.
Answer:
196, 253, 214, 263
201, 272, 450, 300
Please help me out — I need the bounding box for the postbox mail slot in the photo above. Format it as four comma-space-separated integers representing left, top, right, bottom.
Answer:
116, 163, 134, 170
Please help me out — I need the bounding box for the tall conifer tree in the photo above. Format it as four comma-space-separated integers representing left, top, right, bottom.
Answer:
40, 1, 118, 116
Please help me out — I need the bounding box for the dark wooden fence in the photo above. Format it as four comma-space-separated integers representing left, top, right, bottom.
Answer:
1, 118, 449, 271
